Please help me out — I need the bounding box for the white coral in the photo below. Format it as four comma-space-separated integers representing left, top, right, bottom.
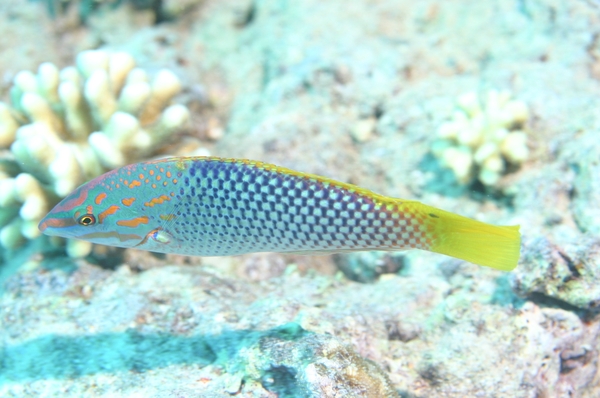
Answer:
432, 90, 529, 187
0, 50, 193, 254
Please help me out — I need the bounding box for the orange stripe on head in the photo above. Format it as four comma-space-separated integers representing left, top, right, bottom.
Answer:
39, 217, 77, 232
98, 205, 120, 223
79, 231, 142, 243
144, 195, 171, 207
95, 192, 108, 205
117, 216, 149, 228
129, 180, 141, 188
121, 197, 136, 206
52, 186, 89, 212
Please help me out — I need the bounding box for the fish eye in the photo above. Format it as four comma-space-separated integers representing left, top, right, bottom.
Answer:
77, 214, 96, 226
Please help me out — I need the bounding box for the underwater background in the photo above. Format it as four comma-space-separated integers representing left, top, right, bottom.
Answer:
1, 0, 600, 397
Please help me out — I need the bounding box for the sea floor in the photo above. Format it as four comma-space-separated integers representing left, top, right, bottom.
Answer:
1, 0, 600, 397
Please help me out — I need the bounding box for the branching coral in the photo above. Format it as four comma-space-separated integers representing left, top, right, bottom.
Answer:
0, 50, 191, 257
432, 90, 529, 187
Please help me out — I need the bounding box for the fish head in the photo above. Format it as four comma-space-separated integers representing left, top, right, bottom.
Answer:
38, 165, 159, 249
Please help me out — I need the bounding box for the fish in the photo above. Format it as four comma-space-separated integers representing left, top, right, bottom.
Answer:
38, 156, 521, 271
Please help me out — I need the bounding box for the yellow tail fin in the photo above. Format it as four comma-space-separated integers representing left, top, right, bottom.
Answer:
420, 204, 521, 271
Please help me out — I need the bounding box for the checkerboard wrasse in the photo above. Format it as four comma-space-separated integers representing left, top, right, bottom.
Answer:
39, 157, 521, 271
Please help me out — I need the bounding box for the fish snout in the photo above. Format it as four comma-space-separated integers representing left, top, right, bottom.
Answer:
38, 216, 76, 236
